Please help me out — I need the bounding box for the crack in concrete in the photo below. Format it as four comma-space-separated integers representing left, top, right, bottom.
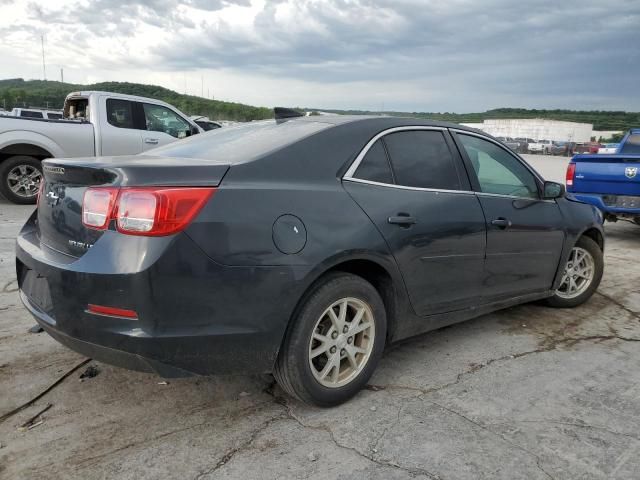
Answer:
367, 332, 640, 398
596, 291, 640, 321
426, 400, 555, 480
192, 412, 290, 480
279, 399, 441, 479
2, 280, 18, 293
489, 419, 640, 442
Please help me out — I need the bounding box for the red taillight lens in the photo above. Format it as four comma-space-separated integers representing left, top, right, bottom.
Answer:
566, 163, 576, 187
82, 188, 118, 229
87, 304, 138, 319
82, 187, 214, 236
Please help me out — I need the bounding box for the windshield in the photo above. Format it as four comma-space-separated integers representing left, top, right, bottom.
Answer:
620, 135, 640, 154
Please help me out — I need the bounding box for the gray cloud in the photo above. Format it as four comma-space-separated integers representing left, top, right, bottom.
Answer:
7, 0, 640, 111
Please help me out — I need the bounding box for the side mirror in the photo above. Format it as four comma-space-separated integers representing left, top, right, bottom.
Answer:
543, 181, 565, 199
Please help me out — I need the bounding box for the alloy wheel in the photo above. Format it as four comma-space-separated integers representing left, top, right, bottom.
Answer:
556, 246, 595, 299
308, 297, 375, 388
7, 164, 42, 199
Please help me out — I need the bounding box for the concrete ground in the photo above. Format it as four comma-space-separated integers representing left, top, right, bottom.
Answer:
1, 154, 639, 479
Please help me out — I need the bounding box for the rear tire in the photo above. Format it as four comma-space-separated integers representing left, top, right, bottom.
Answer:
274, 273, 387, 407
0, 156, 42, 205
544, 236, 603, 308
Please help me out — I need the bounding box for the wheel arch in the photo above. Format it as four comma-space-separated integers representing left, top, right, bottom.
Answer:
580, 227, 604, 251
0, 132, 63, 163
275, 254, 406, 367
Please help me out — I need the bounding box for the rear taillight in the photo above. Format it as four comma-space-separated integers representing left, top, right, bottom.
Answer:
82, 187, 214, 236
566, 163, 576, 187
82, 188, 118, 229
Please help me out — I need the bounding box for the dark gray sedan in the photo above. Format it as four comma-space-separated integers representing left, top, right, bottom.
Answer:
16, 115, 604, 406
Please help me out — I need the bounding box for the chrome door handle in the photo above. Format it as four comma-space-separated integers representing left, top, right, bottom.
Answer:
388, 214, 417, 227
144, 138, 159, 144
491, 217, 512, 229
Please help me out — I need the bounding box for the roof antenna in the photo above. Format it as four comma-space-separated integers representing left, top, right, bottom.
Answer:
274, 107, 304, 122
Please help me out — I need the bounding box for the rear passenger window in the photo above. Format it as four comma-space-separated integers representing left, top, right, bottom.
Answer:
383, 130, 460, 190
21, 110, 43, 118
106, 99, 135, 129
354, 140, 393, 184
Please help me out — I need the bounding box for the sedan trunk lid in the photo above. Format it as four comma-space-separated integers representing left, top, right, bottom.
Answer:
37, 155, 229, 258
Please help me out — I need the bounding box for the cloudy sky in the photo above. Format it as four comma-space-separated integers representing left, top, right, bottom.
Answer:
0, 0, 638, 112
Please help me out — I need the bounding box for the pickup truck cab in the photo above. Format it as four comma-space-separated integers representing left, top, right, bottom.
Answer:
0, 91, 202, 204
567, 129, 640, 223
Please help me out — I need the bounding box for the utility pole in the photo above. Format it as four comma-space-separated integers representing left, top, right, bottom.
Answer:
41, 35, 46, 80
60, 68, 64, 83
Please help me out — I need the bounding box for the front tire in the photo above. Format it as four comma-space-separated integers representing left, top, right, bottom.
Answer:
274, 273, 387, 407
545, 236, 603, 308
0, 156, 43, 204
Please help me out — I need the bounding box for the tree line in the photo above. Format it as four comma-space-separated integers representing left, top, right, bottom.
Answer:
2, 78, 638, 131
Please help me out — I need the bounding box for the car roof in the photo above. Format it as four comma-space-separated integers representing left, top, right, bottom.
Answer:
290, 114, 488, 135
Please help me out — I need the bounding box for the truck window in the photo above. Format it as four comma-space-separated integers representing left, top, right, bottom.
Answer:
143, 104, 191, 139
47, 112, 63, 120
21, 110, 44, 119
620, 134, 640, 154
106, 99, 135, 129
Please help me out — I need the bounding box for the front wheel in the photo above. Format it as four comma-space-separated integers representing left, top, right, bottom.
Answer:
544, 236, 603, 308
0, 156, 43, 204
274, 273, 387, 407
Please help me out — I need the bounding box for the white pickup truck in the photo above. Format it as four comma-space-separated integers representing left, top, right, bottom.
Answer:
0, 91, 202, 204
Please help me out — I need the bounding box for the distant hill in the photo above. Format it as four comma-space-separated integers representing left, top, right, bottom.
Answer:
0, 78, 272, 122
1, 78, 638, 131
306, 107, 640, 132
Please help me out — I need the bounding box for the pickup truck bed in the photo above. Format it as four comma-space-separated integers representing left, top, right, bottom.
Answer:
567, 153, 640, 221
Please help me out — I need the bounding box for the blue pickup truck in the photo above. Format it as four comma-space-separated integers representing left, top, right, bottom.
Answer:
567, 129, 640, 223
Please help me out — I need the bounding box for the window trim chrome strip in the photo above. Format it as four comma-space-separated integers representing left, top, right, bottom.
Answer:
343, 125, 447, 179
343, 177, 475, 195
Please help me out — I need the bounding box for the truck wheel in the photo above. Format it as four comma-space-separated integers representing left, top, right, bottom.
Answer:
274, 273, 386, 407
544, 236, 603, 308
0, 156, 43, 205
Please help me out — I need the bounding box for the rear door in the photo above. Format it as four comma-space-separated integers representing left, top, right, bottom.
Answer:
99, 97, 143, 156
343, 127, 487, 316
453, 130, 565, 302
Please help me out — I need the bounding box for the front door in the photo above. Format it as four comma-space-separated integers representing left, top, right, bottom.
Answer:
454, 131, 565, 301
343, 128, 487, 316
140, 103, 193, 152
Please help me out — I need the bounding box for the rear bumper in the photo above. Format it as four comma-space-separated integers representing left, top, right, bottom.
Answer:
570, 193, 640, 217
16, 216, 307, 377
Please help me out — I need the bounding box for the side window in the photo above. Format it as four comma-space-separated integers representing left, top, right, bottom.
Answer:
354, 139, 394, 184
143, 104, 191, 139
383, 130, 460, 190
21, 110, 43, 118
458, 134, 539, 199
620, 134, 640, 154
106, 99, 135, 129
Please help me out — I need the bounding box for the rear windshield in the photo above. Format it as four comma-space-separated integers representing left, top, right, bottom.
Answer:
150, 120, 331, 163
620, 134, 640, 154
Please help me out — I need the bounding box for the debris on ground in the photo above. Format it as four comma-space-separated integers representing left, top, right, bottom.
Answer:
28, 325, 44, 334
0, 358, 90, 424
158, 381, 169, 385
239, 391, 251, 397
79, 365, 100, 381
307, 451, 319, 462
17, 403, 52, 432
